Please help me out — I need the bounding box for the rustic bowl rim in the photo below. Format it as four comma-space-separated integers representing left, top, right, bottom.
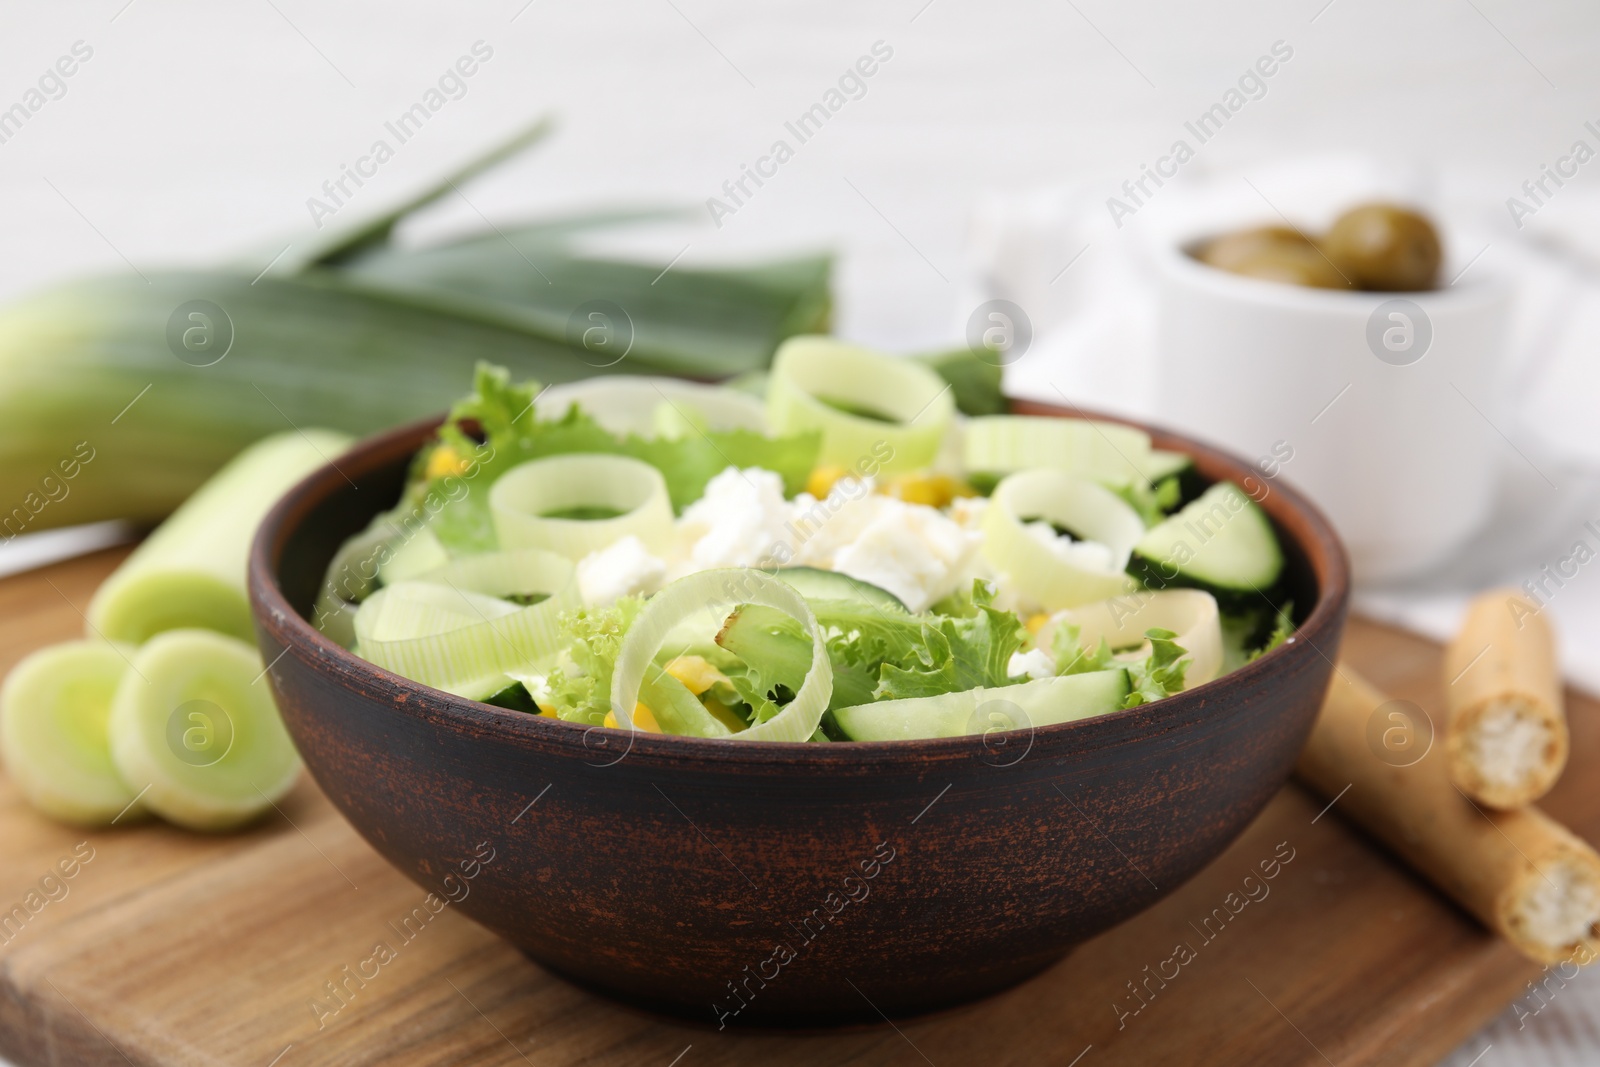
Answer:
249, 396, 1349, 769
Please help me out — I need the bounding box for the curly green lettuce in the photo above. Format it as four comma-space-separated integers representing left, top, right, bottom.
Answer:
1053, 621, 1190, 708
410, 363, 822, 553
714, 582, 1027, 713
543, 596, 646, 725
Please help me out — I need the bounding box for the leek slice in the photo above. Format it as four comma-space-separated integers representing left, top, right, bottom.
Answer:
963, 415, 1153, 485
490, 454, 674, 560
108, 629, 300, 832
377, 526, 450, 585
639, 665, 735, 738
766, 337, 954, 475
88, 429, 352, 644
354, 548, 579, 700
360, 584, 520, 642
611, 569, 832, 742
982, 470, 1143, 610
311, 515, 397, 650
1, 640, 145, 826
537, 376, 768, 437
1045, 589, 1223, 688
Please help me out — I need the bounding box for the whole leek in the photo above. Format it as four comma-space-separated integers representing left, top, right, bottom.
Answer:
0, 120, 832, 532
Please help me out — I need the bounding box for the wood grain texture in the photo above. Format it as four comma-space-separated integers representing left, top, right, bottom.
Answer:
0, 550, 1584, 1067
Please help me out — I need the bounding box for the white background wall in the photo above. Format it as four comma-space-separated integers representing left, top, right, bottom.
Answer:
2, 0, 1595, 350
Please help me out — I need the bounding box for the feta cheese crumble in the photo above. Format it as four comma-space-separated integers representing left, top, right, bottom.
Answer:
676, 467, 794, 571
665, 468, 981, 612
576, 535, 667, 606
830, 497, 979, 612
1007, 647, 1056, 680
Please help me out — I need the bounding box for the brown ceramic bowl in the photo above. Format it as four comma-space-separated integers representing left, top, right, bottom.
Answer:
248, 399, 1348, 1028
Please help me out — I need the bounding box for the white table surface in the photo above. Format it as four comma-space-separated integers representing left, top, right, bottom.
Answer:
4, 1, 1599, 1063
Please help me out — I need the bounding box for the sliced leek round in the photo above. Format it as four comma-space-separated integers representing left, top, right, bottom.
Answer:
376, 525, 450, 586
1044, 589, 1223, 688
766, 336, 953, 475
354, 548, 579, 699
982, 470, 1143, 610
963, 415, 1153, 486
312, 513, 400, 649
1, 640, 145, 826
490, 453, 675, 560
108, 629, 300, 832
611, 568, 832, 742
538, 376, 769, 437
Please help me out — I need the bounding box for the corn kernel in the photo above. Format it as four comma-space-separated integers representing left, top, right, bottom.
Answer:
880, 472, 972, 509
665, 655, 728, 696
1025, 613, 1050, 635
806, 464, 848, 499
424, 445, 469, 481
603, 704, 660, 732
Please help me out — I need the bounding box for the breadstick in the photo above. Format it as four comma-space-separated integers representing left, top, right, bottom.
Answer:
1442, 589, 1567, 809
1296, 667, 1600, 965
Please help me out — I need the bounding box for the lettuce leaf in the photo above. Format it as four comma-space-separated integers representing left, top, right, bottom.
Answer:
1053, 622, 1189, 709
873, 589, 1027, 701
1122, 628, 1190, 707
713, 584, 1026, 710
1247, 601, 1295, 662
543, 596, 646, 725
716, 602, 878, 714
1218, 601, 1297, 671
412, 363, 821, 553
1051, 621, 1115, 676
1110, 476, 1182, 527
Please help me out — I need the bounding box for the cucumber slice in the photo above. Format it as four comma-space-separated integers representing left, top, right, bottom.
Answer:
1, 641, 145, 826
716, 604, 880, 710
773, 567, 907, 613
109, 629, 301, 832
832, 668, 1131, 741
1128, 482, 1283, 599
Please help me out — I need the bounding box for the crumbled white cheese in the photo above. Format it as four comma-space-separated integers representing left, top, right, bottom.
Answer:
676, 467, 794, 571
668, 467, 980, 611
576, 535, 667, 606
1007, 647, 1056, 680
789, 477, 882, 568
947, 494, 989, 532
831, 498, 980, 612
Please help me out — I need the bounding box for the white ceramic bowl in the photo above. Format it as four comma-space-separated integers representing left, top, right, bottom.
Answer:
1150, 234, 1512, 585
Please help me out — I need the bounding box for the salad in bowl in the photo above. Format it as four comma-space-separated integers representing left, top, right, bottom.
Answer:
314, 336, 1293, 745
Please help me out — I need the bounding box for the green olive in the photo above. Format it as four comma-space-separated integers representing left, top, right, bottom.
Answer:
1223, 243, 1351, 289
1193, 226, 1312, 271
1322, 203, 1442, 291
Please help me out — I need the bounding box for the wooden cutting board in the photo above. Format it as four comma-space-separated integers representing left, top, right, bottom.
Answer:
0, 548, 1580, 1067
